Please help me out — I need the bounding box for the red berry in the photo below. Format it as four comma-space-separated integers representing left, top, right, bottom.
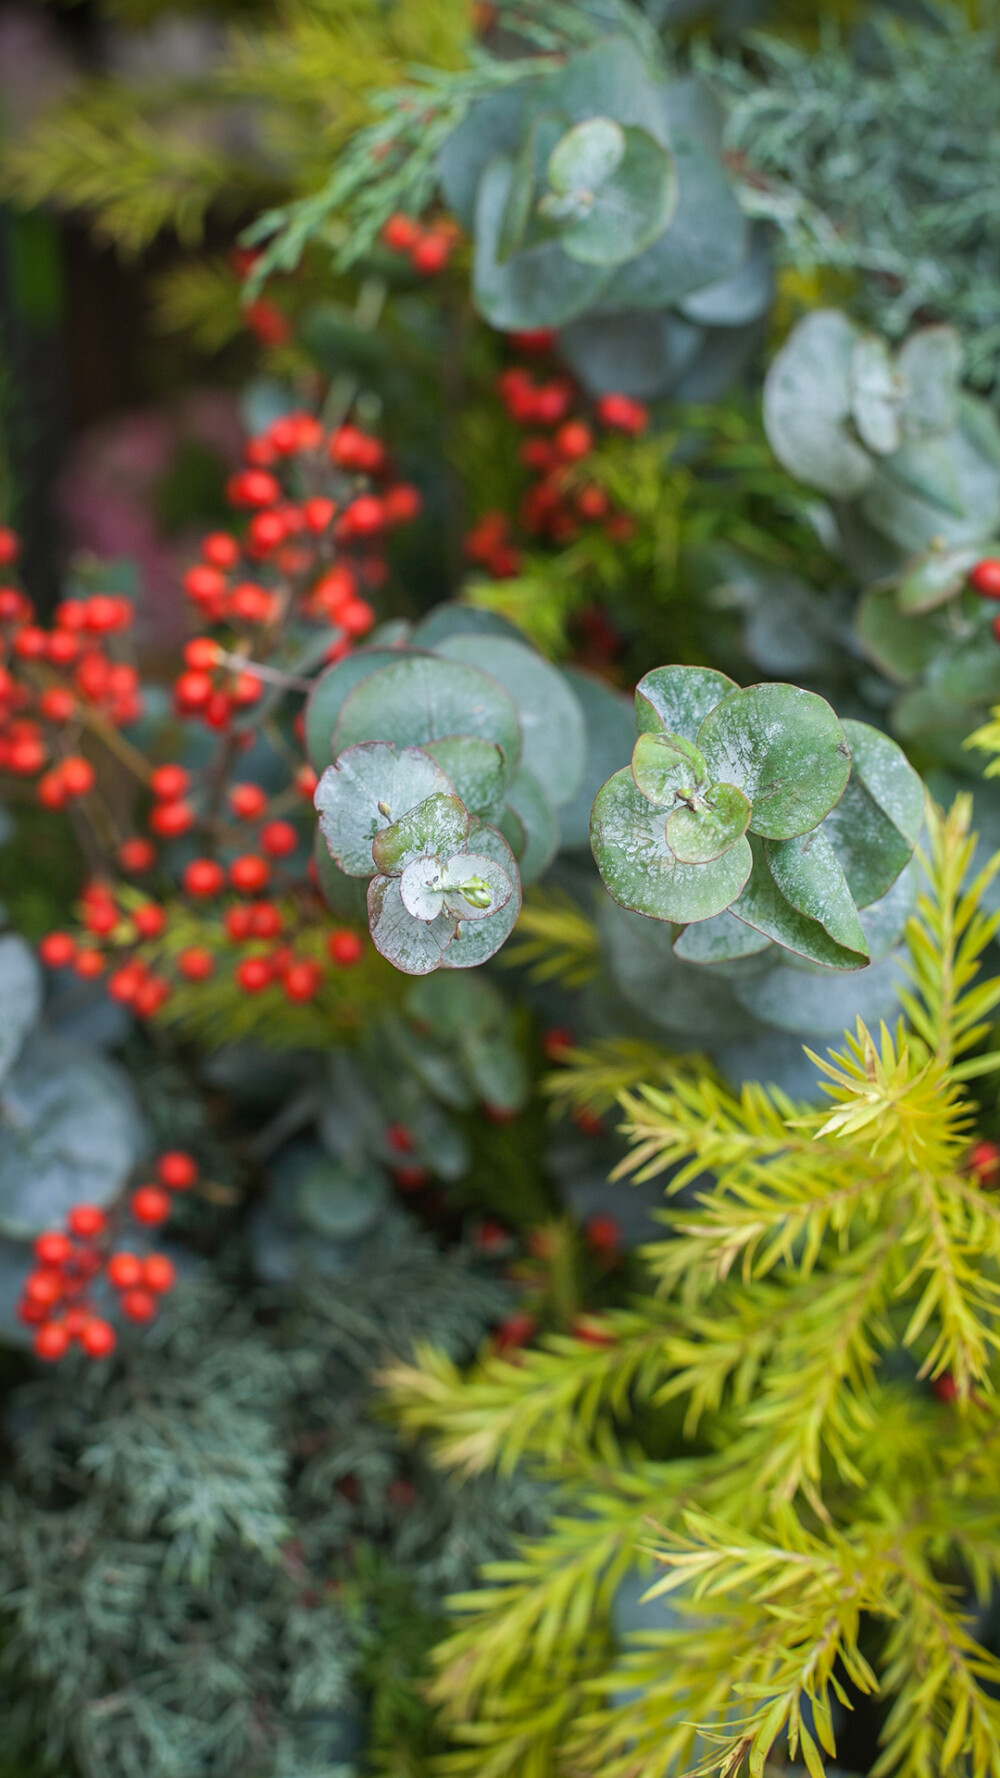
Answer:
142, 1254, 176, 1293
149, 799, 194, 838
202, 531, 240, 568
573, 1107, 605, 1138
226, 469, 281, 509
555, 420, 593, 461
69, 1204, 107, 1238
934, 1373, 959, 1403
230, 673, 262, 708
13, 626, 47, 660
38, 687, 76, 723
340, 598, 375, 638
107, 1251, 144, 1289
39, 932, 76, 969
74, 948, 106, 978
225, 905, 254, 942
595, 393, 649, 435
7, 735, 47, 774
121, 1287, 158, 1323
329, 425, 386, 474
230, 854, 270, 894
228, 580, 276, 624
382, 213, 422, 252
174, 670, 213, 714
971, 558, 1000, 599
571, 1316, 616, 1347
37, 769, 67, 809
381, 483, 422, 526
393, 1163, 428, 1192
130, 1186, 171, 1226
62, 1307, 88, 1340
386, 1123, 414, 1153
33, 1321, 70, 1362
327, 929, 364, 966
24, 1269, 64, 1309
473, 1220, 508, 1255
971, 1140, 1000, 1183
302, 497, 337, 534
296, 764, 318, 798
178, 946, 214, 982
236, 956, 272, 993
541, 1026, 575, 1061
133, 902, 166, 939
59, 756, 95, 798
229, 782, 268, 819
340, 496, 384, 538
0, 525, 20, 566
280, 959, 321, 1002
508, 328, 555, 354
260, 819, 297, 858
157, 1151, 198, 1191
107, 963, 145, 1005
184, 637, 221, 672
246, 513, 286, 556
118, 837, 155, 873
493, 1311, 537, 1353
33, 1231, 72, 1267
79, 1316, 117, 1359
150, 764, 190, 801
410, 232, 452, 276
183, 858, 225, 898
585, 1213, 621, 1255
249, 902, 282, 938
576, 484, 610, 521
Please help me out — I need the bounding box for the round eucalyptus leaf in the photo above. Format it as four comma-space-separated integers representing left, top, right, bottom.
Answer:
0, 934, 42, 1085
676, 226, 772, 328
473, 157, 610, 331
664, 781, 751, 864
440, 852, 514, 923
400, 858, 448, 923
820, 720, 925, 908
635, 664, 736, 741
763, 830, 869, 960
367, 876, 456, 976
609, 132, 745, 310
697, 683, 851, 839
0, 1033, 143, 1238
503, 765, 559, 883
411, 604, 525, 648
730, 948, 903, 1038
763, 310, 873, 498
295, 1159, 388, 1241
601, 901, 760, 1042
312, 831, 371, 923
305, 647, 419, 774
558, 667, 634, 850
631, 731, 707, 805
437, 86, 528, 229
557, 128, 677, 269
464, 1030, 530, 1113
895, 543, 983, 615
729, 839, 868, 972
672, 908, 772, 965
406, 970, 507, 1041
898, 325, 963, 439
591, 768, 751, 923
849, 333, 902, 456
421, 736, 507, 819
441, 823, 522, 970
334, 656, 522, 792
435, 635, 583, 807
855, 583, 946, 685
546, 117, 625, 197
315, 742, 455, 877
371, 794, 470, 878
860, 859, 918, 961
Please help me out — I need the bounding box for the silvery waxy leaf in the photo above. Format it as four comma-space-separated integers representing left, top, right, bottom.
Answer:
501, 765, 559, 883
371, 794, 470, 877
305, 646, 425, 774
315, 742, 454, 877
763, 829, 869, 960
664, 781, 752, 864
763, 309, 873, 497
849, 333, 902, 456
591, 767, 752, 923
421, 736, 508, 818
898, 325, 963, 439
550, 125, 678, 269
729, 835, 868, 971
697, 683, 851, 839
399, 852, 513, 924
634, 664, 736, 741
0, 934, 42, 1085
672, 907, 772, 965
334, 654, 522, 794
474, 157, 610, 330
367, 876, 457, 976
545, 116, 626, 200
895, 542, 984, 615
440, 822, 522, 970
819, 719, 925, 908
558, 667, 634, 850
435, 635, 585, 808
631, 731, 707, 804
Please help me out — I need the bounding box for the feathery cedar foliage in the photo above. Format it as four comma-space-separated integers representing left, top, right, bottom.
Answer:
386, 796, 1000, 1778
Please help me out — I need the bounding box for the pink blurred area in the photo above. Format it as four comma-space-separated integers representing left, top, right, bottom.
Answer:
57, 391, 243, 651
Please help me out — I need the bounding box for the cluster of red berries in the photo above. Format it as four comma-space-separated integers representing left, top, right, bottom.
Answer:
17, 1152, 195, 1362
0, 528, 141, 806
464, 337, 649, 577
380, 212, 462, 277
